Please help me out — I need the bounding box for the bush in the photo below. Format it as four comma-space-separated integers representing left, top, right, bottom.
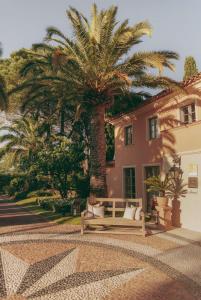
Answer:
37, 197, 77, 216
27, 190, 53, 198
80, 198, 87, 212
14, 191, 28, 200
74, 175, 90, 198
4, 175, 28, 197
0, 173, 13, 194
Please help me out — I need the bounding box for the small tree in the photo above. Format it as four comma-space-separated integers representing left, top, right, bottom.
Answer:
183, 56, 198, 80
36, 138, 85, 199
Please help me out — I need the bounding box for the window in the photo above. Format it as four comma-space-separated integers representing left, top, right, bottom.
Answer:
124, 167, 136, 198
148, 117, 158, 140
180, 103, 196, 124
125, 125, 133, 145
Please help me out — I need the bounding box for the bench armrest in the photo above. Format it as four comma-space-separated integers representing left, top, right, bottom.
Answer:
81, 210, 88, 218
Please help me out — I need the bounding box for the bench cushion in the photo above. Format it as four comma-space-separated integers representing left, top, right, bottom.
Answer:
88, 204, 104, 218
123, 206, 136, 220
135, 207, 142, 221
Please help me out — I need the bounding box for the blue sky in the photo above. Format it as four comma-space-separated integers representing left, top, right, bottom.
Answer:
0, 0, 201, 81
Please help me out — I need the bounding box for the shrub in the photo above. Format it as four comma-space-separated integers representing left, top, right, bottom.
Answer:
14, 191, 28, 200
0, 173, 13, 194
36, 197, 78, 216
27, 190, 53, 198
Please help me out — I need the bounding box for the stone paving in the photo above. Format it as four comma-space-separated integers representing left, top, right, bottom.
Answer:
0, 198, 201, 299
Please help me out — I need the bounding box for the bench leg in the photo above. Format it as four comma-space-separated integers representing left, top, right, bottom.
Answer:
142, 222, 146, 237
81, 219, 84, 235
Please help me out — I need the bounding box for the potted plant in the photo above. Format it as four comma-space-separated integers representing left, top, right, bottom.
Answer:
144, 175, 170, 207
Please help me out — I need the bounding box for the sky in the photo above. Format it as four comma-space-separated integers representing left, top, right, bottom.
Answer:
0, 0, 201, 82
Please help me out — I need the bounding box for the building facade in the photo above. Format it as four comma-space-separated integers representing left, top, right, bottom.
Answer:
106, 74, 201, 232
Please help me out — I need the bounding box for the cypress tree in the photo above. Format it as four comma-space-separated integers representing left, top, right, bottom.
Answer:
183, 56, 198, 80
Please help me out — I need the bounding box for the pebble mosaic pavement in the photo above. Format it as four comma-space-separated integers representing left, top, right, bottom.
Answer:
0, 198, 201, 299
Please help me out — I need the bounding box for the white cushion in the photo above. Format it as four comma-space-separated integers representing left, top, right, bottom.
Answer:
88, 204, 95, 214
135, 207, 142, 220
93, 205, 104, 218
88, 204, 104, 217
123, 206, 136, 220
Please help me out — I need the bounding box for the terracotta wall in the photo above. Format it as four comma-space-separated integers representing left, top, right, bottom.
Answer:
106, 81, 201, 231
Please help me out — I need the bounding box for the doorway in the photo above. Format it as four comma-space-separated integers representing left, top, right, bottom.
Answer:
144, 166, 160, 212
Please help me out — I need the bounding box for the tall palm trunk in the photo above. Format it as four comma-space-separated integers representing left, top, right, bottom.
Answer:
60, 108, 65, 135
89, 105, 107, 197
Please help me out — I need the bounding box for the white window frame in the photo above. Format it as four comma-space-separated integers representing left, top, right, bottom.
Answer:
180, 102, 196, 124
122, 165, 137, 198
147, 115, 160, 140
124, 124, 134, 146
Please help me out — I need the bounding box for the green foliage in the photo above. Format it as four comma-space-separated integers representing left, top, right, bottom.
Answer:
0, 173, 13, 194
144, 175, 170, 197
0, 117, 46, 167
0, 5, 180, 198
0, 49, 34, 111
107, 93, 146, 116
37, 197, 84, 216
36, 138, 86, 198
71, 173, 90, 198
166, 177, 187, 199
26, 189, 54, 198
145, 171, 187, 199
183, 56, 198, 81
105, 123, 115, 161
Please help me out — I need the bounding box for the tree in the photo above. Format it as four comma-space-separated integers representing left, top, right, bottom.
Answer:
36, 138, 85, 198
0, 117, 45, 166
183, 56, 198, 81
13, 4, 179, 197
0, 75, 7, 111
0, 49, 34, 112
0, 44, 7, 111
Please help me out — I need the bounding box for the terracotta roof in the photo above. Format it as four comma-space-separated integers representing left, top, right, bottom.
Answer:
109, 72, 201, 122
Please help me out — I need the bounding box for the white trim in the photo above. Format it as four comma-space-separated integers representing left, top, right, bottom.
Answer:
146, 114, 160, 141
122, 165, 137, 198
124, 123, 134, 146
178, 99, 198, 124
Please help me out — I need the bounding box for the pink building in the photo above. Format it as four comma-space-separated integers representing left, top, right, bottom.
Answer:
107, 74, 201, 232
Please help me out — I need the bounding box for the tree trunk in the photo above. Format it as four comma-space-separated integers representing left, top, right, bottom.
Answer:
60, 109, 65, 135
89, 105, 107, 197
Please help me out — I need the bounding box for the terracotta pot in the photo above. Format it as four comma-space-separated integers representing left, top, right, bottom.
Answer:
156, 196, 168, 207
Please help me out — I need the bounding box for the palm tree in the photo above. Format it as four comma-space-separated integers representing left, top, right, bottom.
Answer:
0, 44, 7, 111
0, 117, 45, 167
13, 5, 180, 197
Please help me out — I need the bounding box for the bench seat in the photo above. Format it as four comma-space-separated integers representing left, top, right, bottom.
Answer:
84, 216, 143, 227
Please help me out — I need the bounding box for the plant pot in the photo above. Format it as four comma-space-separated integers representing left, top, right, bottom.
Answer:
156, 196, 168, 207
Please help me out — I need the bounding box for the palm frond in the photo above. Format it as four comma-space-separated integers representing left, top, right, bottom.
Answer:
132, 75, 182, 90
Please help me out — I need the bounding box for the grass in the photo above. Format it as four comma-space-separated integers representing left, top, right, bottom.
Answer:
16, 197, 81, 225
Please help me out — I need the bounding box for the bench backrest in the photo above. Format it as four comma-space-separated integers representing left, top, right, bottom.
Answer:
88, 197, 142, 218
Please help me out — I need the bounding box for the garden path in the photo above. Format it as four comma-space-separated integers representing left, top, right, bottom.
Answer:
0, 196, 53, 235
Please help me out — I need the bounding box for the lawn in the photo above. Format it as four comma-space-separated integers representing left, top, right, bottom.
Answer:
16, 197, 81, 225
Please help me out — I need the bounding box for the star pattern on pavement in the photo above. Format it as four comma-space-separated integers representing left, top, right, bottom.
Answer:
0, 246, 144, 299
